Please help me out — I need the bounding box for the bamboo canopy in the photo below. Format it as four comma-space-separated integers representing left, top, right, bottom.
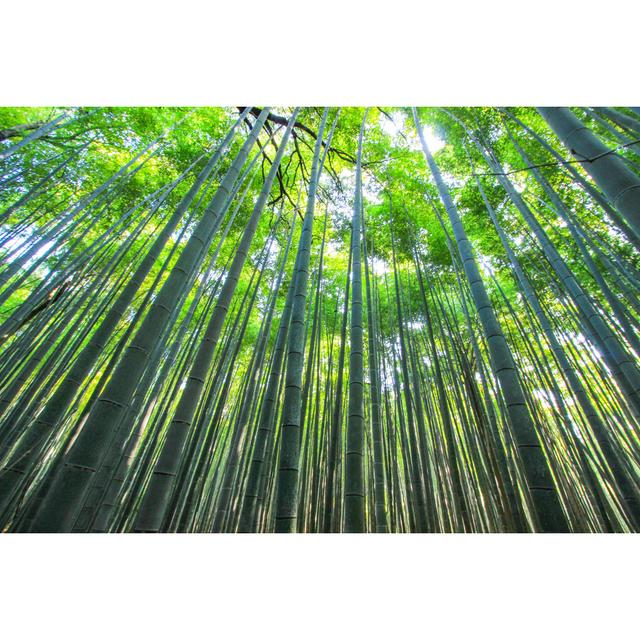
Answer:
0, 106, 639, 533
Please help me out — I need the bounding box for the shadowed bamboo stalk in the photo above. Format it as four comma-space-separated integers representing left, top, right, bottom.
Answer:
343, 110, 368, 533
273, 109, 329, 533
537, 107, 640, 237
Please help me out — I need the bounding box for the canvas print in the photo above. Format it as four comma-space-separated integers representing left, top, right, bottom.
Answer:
0, 106, 638, 533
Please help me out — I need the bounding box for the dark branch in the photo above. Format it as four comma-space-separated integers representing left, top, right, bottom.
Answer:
238, 107, 356, 164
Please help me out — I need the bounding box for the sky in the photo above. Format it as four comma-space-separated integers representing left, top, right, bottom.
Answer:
377, 109, 445, 153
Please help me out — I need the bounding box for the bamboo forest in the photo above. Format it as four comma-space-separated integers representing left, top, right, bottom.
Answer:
0, 105, 639, 534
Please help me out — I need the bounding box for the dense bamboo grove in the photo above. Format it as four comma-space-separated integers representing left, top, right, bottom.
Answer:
0, 106, 639, 533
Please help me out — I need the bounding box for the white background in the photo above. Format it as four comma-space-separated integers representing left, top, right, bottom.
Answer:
2, 1, 639, 638
3, 0, 639, 105
1, 534, 637, 639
